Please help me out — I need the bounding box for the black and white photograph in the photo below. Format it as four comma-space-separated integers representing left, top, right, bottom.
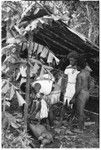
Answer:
1, 0, 99, 148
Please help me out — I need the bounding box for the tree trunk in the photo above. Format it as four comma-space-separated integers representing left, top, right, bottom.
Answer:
24, 62, 30, 131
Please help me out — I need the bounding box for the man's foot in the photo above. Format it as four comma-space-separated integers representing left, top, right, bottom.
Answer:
46, 124, 51, 130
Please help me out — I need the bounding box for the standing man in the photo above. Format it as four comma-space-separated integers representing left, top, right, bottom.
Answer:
59, 52, 80, 125
70, 56, 91, 132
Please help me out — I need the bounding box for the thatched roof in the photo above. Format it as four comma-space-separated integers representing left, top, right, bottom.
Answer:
19, 2, 99, 58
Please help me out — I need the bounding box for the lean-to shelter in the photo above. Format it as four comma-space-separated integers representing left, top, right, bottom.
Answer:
17, 2, 99, 76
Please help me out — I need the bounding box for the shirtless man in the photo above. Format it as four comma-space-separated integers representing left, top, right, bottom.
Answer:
70, 57, 91, 131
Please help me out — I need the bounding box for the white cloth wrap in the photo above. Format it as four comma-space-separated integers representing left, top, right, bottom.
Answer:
32, 74, 55, 95
32, 80, 53, 95
40, 99, 49, 119
35, 99, 49, 119
64, 65, 80, 106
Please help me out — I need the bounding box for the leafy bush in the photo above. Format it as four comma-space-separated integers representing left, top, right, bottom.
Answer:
2, 129, 33, 148
2, 112, 34, 148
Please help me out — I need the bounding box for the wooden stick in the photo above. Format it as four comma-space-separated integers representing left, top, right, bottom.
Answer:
84, 109, 99, 116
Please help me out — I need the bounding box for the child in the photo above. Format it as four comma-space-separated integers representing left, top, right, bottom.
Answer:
70, 57, 91, 132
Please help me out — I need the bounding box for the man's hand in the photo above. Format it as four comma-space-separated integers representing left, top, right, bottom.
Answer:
69, 98, 75, 104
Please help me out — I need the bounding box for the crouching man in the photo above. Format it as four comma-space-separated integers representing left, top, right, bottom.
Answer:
70, 57, 91, 132
30, 83, 54, 129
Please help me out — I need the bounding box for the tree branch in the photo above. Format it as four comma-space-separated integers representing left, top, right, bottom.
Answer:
86, 4, 92, 40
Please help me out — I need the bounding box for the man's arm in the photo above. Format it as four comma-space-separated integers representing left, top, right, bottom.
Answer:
88, 75, 94, 90
74, 74, 82, 98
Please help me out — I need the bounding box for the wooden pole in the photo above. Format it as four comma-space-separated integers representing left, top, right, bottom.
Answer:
24, 31, 33, 132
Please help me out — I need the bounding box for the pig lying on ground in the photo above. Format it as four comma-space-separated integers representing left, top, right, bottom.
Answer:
29, 123, 53, 148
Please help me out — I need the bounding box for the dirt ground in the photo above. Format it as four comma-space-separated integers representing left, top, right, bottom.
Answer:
30, 114, 99, 148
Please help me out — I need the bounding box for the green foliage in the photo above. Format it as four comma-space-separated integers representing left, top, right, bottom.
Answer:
43, 1, 99, 45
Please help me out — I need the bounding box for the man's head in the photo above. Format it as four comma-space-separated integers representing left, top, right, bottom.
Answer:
67, 52, 79, 66
77, 56, 86, 71
32, 83, 41, 94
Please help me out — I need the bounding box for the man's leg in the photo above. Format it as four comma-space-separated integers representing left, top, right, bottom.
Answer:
68, 103, 77, 127
78, 102, 84, 130
77, 91, 89, 130
48, 108, 54, 126
60, 104, 66, 121
58, 100, 67, 126
71, 99, 84, 133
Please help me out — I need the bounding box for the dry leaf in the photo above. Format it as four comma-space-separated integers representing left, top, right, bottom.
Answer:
20, 65, 27, 77
37, 44, 43, 54
16, 91, 26, 106
31, 63, 40, 74
16, 72, 21, 80
10, 86, 15, 100
40, 47, 48, 58
47, 52, 54, 63
33, 42, 39, 52
5, 101, 10, 107
2, 81, 9, 94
